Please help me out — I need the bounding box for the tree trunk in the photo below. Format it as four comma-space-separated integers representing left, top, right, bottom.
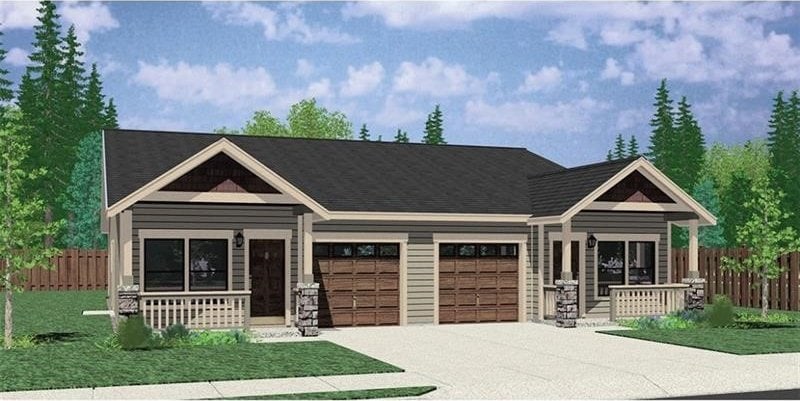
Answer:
761, 273, 769, 318
44, 206, 53, 248
4, 269, 12, 350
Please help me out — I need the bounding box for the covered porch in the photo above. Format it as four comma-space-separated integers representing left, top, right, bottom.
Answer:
528, 158, 715, 324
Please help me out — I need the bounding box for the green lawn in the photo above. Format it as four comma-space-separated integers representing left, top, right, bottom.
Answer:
0, 291, 402, 392
601, 307, 800, 355
216, 386, 438, 400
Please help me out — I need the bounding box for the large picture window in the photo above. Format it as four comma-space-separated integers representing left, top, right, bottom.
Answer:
189, 239, 228, 291
144, 239, 185, 292
596, 239, 656, 297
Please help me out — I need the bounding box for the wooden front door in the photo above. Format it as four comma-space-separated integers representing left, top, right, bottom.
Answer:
250, 239, 285, 318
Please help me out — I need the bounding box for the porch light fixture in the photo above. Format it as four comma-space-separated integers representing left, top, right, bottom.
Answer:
235, 232, 244, 248
587, 234, 597, 249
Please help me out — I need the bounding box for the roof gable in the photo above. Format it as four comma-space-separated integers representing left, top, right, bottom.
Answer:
162, 153, 280, 194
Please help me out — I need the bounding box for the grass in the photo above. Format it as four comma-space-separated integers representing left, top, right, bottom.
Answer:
215, 386, 438, 400
601, 307, 800, 355
0, 291, 402, 392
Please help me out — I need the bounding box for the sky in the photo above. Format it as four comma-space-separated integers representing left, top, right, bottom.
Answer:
1, 1, 799, 167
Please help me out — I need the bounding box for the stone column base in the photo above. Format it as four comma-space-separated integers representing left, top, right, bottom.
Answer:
296, 282, 320, 336
555, 279, 578, 328
682, 277, 706, 311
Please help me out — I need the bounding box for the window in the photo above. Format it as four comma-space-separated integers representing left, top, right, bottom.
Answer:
479, 244, 499, 257
457, 244, 476, 257
356, 244, 376, 257
189, 239, 228, 291
378, 244, 399, 258
440, 243, 519, 258
439, 244, 456, 257
144, 239, 185, 292
313, 244, 330, 257
332, 244, 353, 258
596, 240, 657, 297
552, 241, 580, 284
499, 244, 518, 257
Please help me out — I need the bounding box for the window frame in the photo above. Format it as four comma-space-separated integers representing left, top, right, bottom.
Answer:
139, 230, 233, 294
592, 233, 660, 300
143, 238, 186, 292
439, 243, 520, 259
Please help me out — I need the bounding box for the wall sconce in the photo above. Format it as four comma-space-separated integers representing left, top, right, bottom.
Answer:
235, 232, 244, 248
587, 233, 597, 249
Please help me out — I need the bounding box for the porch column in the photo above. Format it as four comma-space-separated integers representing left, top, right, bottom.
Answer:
683, 219, 705, 310
556, 219, 578, 328
302, 213, 314, 283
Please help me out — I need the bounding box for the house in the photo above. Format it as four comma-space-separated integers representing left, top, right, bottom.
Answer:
102, 129, 715, 330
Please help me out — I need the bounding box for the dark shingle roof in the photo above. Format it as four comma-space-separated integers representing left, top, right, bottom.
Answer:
104, 129, 565, 214
528, 157, 636, 217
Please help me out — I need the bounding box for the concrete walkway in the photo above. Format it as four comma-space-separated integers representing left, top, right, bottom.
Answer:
0, 372, 432, 400
321, 323, 800, 399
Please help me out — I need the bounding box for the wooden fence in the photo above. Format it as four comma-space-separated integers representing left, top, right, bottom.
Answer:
672, 248, 800, 311
0, 249, 108, 291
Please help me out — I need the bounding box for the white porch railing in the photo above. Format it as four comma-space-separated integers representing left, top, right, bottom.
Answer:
139, 291, 251, 330
543, 285, 557, 318
609, 284, 688, 321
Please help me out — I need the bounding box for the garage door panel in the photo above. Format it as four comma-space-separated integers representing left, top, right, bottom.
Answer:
438, 244, 519, 325
378, 277, 399, 291
354, 277, 376, 291
331, 260, 355, 274
355, 294, 376, 308
376, 310, 399, 325
377, 261, 399, 274
327, 294, 354, 309
354, 260, 376, 274
378, 294, 399, 308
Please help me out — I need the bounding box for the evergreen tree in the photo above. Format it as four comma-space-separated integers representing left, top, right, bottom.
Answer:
103, 99, 118, 128
613, 134, 626, 159
394, 129, 409, 143
60, 25, 86, 140
17, 0, 69, 243
0, 30, 13, 106
675, 96, 705, 189
81, 63, 106, 134
62, 132, 106, 249
358, 123, 370, 141
606, 149, 613, 161
647, 79, 677, 180
693, 177, 726, 247
767, 90, 800, 233
720, 169, 755, 246
422, 104, 445, 145
627, 135, 639, 158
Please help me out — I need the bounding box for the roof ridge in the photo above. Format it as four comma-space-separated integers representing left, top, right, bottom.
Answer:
106, 128, 533, 152
527, 157, 637, 179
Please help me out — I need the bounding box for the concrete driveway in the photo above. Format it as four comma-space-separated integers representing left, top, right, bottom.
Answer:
322, 323, 800, 399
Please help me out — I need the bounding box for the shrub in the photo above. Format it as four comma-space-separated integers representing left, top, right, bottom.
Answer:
95, 333, 121, 351
706, 295, 735, 328
188, 330, 250, 346
659, 314, 696, 329
118, 315, 156, 350
736, 311, 794, 324
12, 335, 37, 349
162, 323, 191, 346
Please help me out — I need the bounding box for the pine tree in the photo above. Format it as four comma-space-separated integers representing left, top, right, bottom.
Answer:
767, 90, 800, 233
17, 0, 69, 243
60, 25, 86, 140
627, 135, 639, 158
82, 63, 106, 133
0, 31, 13, 106
63, 132, 106, 249
606, 149, 613, 161
647, 79, 677, 180
675, 96, 705, 190
422, 104, 445, 145
693, 177, 726, 247
103, 98, 118, 128
358, 123, 370, 141
613, 134, 626, 159
720, 169, 755, 246
394, 129, 409, 143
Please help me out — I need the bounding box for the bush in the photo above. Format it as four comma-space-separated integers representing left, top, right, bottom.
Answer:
12, 335, 37, 349
188, 330, 250, 346
161, 323, 191, 346
706, 295, 735, 328
118, 315, 156, 350
736, 311, 794, 324
95, 333, 121, 351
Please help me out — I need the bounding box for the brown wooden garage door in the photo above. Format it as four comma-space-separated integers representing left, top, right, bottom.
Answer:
439, 243, 518, 324
313, 243, 400, 327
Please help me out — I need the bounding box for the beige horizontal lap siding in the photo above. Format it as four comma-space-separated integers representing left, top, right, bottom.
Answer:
131, 203, 299, 304
313, 220, 530, 324
543, 211, 669, 318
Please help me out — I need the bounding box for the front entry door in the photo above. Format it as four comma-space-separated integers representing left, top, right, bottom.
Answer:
250, 239, 285, 319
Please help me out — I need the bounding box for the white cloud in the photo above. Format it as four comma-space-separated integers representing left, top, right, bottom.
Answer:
600, 58, 635, 86
393, 57, 491, 97
295, 58, 315, 78
205, 2, 358, 45
133, 61, 277, 108
5, 47, 29, 67
342, 2, 530, 29
60, 1, 119, 43
615, 108, 651, 131
0, 2, 37, 30
119, 116, 190, 132
518, 66, 562, 93
546, 22, 587, 50
306, 78, 333, 99
340, 61, 384, 97
374, 94, 425, 127
465, 97, 610, 134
